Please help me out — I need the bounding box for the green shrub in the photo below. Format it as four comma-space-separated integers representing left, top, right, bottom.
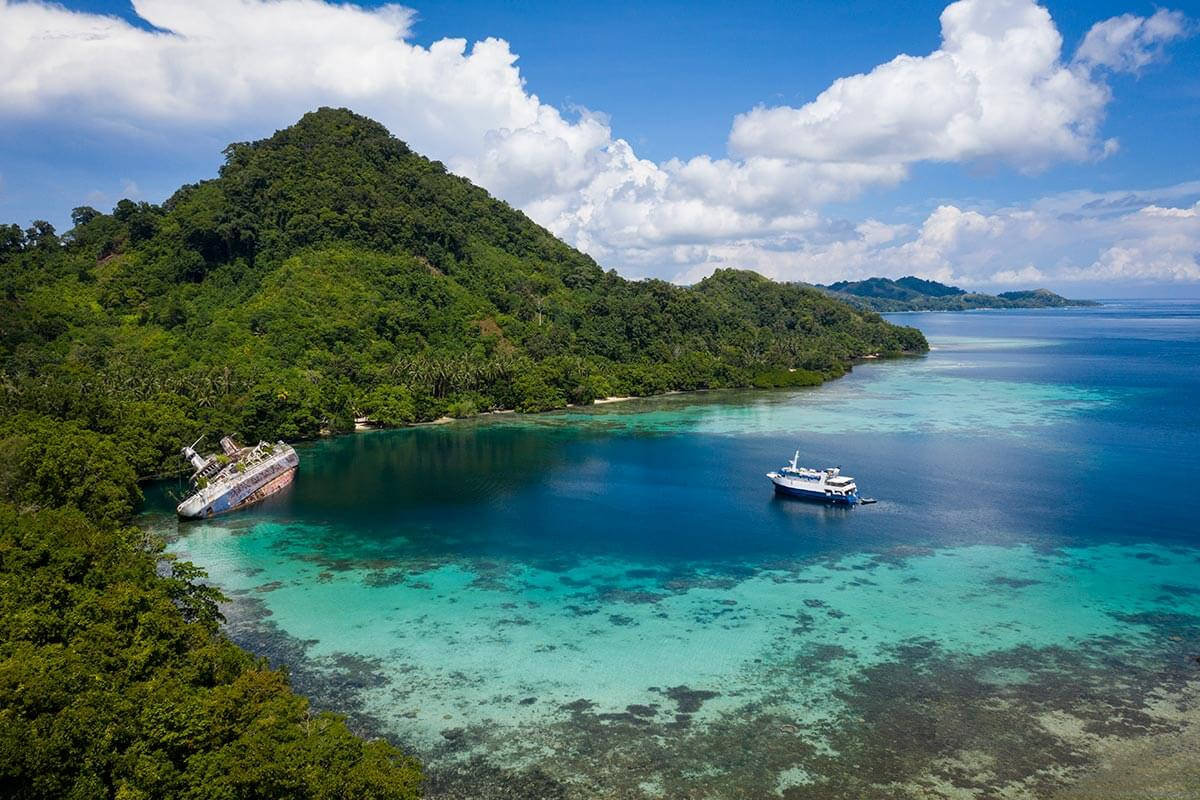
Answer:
359, 384, 417, 427
0, 415, 140, 526
512, 372, 566, 413
445, 392, 484, 418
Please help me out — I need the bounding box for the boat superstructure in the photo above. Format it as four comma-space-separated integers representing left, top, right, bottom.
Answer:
176, 435, 299, 519
767, 450, 860, 505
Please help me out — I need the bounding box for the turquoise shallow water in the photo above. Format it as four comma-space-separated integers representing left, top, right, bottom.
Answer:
150, 301, 1200, 799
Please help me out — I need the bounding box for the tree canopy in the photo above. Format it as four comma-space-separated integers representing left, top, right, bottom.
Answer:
0, 503, 423, 799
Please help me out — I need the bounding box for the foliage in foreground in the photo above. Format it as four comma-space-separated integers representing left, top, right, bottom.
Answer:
0, 503, 423, 800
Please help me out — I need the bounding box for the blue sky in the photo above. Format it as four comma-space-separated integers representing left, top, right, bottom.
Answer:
2, 0, 1198, 294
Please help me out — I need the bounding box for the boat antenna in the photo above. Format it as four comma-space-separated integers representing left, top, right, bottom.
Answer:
792, 450, 799, 470
181, 435, 208, 475
189, 434, 205, 451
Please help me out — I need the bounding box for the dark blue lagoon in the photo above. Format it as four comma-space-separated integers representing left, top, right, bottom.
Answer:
150, 301, 1200, 798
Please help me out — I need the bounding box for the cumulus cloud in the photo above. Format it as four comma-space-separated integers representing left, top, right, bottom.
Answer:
1, 0, 531, 156
988, 266, 1047, 285
1074, 8, 1191, 73
726, 0, 1187, 169
0, 0, 903, 255
0, 0, 1194, 287
674, 190, 1200, 288
1063, 202, 1200, 283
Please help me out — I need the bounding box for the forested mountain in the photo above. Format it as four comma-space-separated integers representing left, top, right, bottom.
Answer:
2, 107, 926, 492
0, 107, 926, 798
821, 276, 1097, 311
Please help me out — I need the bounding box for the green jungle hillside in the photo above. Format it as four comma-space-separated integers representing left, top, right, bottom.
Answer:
2, 107, 926, 490
0, 107, 926, 799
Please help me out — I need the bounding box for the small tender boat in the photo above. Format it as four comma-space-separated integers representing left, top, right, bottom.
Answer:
767, 451, 860, 505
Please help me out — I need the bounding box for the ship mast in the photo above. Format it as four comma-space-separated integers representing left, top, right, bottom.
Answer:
181, 435, 208, 475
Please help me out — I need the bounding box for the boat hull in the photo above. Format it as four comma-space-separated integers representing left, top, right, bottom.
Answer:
771, 479, 859, 505
177, 464, 297, 519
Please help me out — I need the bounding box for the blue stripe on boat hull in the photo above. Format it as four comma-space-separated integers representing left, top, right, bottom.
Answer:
772, 482, 859, 505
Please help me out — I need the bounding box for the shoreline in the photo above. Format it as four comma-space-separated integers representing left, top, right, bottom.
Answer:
351, 393, 680, 432
592, 390, 686, 406
345, 352, 926, 434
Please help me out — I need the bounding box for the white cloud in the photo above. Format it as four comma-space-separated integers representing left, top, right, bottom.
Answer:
725, 0, 1180, 170
1027, 181, 1200, 218
681, 192, 1200, 288
1061, 202, 1200, 283
0, 0, 1194, 288
856, 219, 909, 247
1, 0, 527, 157
988, 266, 1047, 285
1073, 9, 1190, 73
0, 0, 903, 257
443, 0, 1194, 283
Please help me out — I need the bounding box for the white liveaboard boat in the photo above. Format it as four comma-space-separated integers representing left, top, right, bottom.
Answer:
767, 451, 860, 505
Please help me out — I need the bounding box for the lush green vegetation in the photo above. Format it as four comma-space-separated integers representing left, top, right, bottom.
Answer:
821, 276, 1097, 311
0, 107, 926, 798
2, 108, 926, 487
0, 503, 423, 799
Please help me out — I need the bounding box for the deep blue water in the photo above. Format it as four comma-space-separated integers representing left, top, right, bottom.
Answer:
151, 301, 1200, 799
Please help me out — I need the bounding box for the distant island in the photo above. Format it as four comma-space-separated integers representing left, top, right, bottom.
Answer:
816, 276, 1099, 312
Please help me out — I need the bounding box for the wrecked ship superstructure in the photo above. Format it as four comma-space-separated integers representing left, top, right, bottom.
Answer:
176, 435, 299, 519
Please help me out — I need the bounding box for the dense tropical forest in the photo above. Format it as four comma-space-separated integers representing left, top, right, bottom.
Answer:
0, 107, 926, 798
819, 276, 1098, 311
0, 504, 424, 799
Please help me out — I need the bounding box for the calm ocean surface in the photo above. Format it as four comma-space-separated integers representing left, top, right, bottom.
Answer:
148, 301, 1200, 798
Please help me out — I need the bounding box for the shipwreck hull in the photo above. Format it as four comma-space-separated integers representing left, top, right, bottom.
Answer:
176, 441, 300, 519
178, 465, 296, 519
224, 464, 297, 514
